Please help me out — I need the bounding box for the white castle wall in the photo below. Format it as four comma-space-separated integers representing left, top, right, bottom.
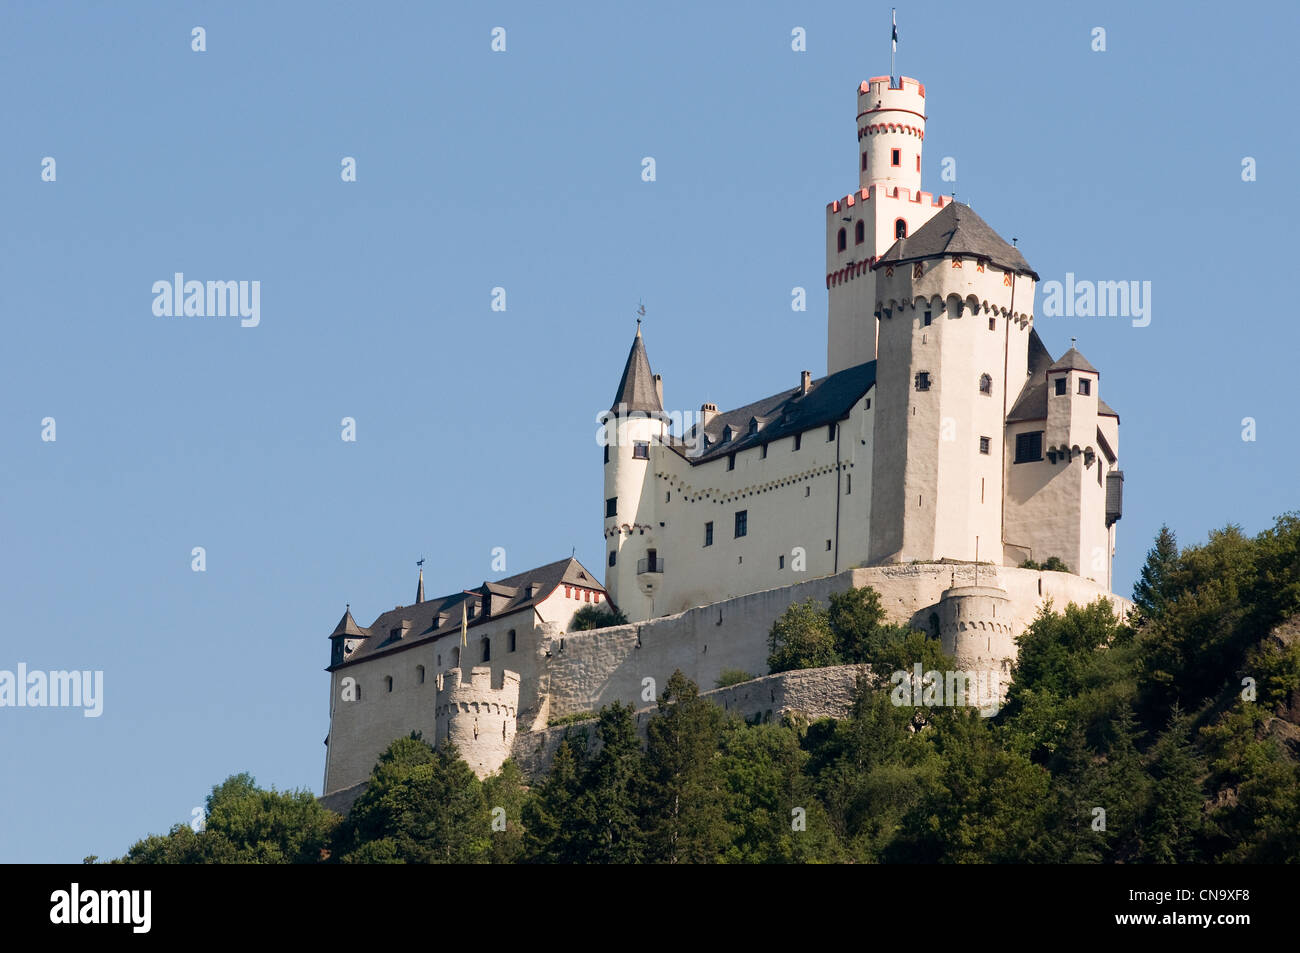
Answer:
541, 563, 1129, 720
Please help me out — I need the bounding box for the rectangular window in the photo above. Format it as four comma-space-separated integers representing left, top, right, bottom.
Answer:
865, 398, 871, 410
862, 152, 868, 171
846, 473, 852, 494
778, 554, 785, 570
704, 521, 713, 547
793, 434, 802, 451
825, 539, 832, 551
605, 497, 617, 518
608, 550, 617, 567
1054, 377, 1067, 396
603, 445, 609, 464
923, 310, 932, 326
481, 639, 491, 663
979, 436, 990, 454
734, 510, 747, 538
727, 453, 735, 471
761, 443, 768, 459
891, 148, 900, 166
827, 423, 836, 441
508, 630, 517, 652
633, 441, 649, 459
915, 154, 920, 172
1014, 431, 1044, 463
1079, 378, 1091, 396
988, 317, 996, 330
915, 371, 931, 391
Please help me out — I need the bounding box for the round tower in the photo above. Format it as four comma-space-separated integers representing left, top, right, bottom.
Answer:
937, 585, 1016, 670
435, 666, 520, 779
858, 75, 926, 194
602, 324, 668, 621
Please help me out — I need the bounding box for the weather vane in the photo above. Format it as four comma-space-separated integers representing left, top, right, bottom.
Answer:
636, 301, 645, 327
417, 557, 425, 568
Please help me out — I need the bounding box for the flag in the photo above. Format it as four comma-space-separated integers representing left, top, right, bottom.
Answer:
461, 600, 468, 646
892, 10, 898, 53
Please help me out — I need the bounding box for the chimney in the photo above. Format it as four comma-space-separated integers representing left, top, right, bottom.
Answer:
653, 374, 663, 407
800, 370, 812, 395
700, 402, 718, 427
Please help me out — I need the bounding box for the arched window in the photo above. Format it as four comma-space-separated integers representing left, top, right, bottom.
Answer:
979, 373, 992, 395
837, 228, 847, 252
416, 664, 425, 684
854, 221, 865, 245
481, 637, 491, 663
895, 218, 907, 239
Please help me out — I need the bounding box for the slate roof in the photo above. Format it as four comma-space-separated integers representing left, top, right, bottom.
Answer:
1047, 347, 1098, 374
327, 556, 604, 671
330, 607, 367, 639
873, 202, 1039, 280
1007, 329, 1118, 423
670, 361, 877, 465
610, 326, 663, 415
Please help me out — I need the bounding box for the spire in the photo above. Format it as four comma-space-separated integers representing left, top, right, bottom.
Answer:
330, 605, 366, 639
609, 323, 664, 416
415, 558, 425, 605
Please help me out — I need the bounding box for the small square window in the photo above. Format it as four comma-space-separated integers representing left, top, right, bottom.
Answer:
1015, 431, 1044, 463
979, 436, 991, 455
1054, 377, 1067, 396
891, 149, 900, 166
633, 441, 649, 459
735, 510, 748, 538
605, 497, 617, 518
915, 371, 931, 391
1078, 378, 1091, 396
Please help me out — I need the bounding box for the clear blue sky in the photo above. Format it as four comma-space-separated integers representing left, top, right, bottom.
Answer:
1, 0, 1296, 862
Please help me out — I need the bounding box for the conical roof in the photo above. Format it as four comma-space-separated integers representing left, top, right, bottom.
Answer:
415, 569, 425, 605
1047, 347, 1098, 374
609, 325, 663, 415
329, 607, 367, 639
874, 202, 1038, 279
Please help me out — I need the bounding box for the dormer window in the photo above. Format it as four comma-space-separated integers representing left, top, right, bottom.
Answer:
723, 425, 733, 443
748, 419, 758, 435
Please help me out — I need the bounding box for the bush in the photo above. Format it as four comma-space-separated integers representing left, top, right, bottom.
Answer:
715, 669, 756, 688
570, 604, 628, 631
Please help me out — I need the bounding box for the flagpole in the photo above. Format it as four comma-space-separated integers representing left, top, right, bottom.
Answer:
891, 9, 896, 83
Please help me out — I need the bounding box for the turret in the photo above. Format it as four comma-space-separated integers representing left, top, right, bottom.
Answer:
327, 605, 368, 668
827, 76, 950, 375
602, 324, 669, 620
435, 667, 520, 778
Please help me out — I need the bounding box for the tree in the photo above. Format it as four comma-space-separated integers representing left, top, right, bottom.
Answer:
571, 703, 645, 862
641, 671, 733, 862
1132, 525, 1179, 621
482, 761, 528, 864
1139, 710, 1205, 863
767, 598, 839, 673
522, 739, 584, 862
570, 604, 628, 631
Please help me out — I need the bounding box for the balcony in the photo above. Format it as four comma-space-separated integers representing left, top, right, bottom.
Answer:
636, 557, 665, 575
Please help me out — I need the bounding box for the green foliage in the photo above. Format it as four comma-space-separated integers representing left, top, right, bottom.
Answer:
715, 668, 756, 688
767, 598, 839, 673
570, 604, 629, 631
117, 772, 339, 864
1020, 556, 1071, 573
1132, 524, 1179, 621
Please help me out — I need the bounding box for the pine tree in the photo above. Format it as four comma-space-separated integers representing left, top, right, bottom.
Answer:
1141, 709, 1205, 863
573, 702, 645, 863
1132, 525, 1178, 622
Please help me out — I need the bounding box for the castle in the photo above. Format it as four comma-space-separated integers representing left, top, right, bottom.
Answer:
321, 73, 1129, 800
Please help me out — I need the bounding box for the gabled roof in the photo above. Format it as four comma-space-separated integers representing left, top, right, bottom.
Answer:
328, 557, 605, 671
1047, 347, 1098, 374
670, 361, 876, 465
610, 325, 663, 415
873, 202, 1039, 280
1008, 329, 1118, 423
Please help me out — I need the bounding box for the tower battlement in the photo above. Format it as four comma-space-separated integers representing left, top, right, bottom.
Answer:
827, 186, 950, 214
434, 666, 520, 777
